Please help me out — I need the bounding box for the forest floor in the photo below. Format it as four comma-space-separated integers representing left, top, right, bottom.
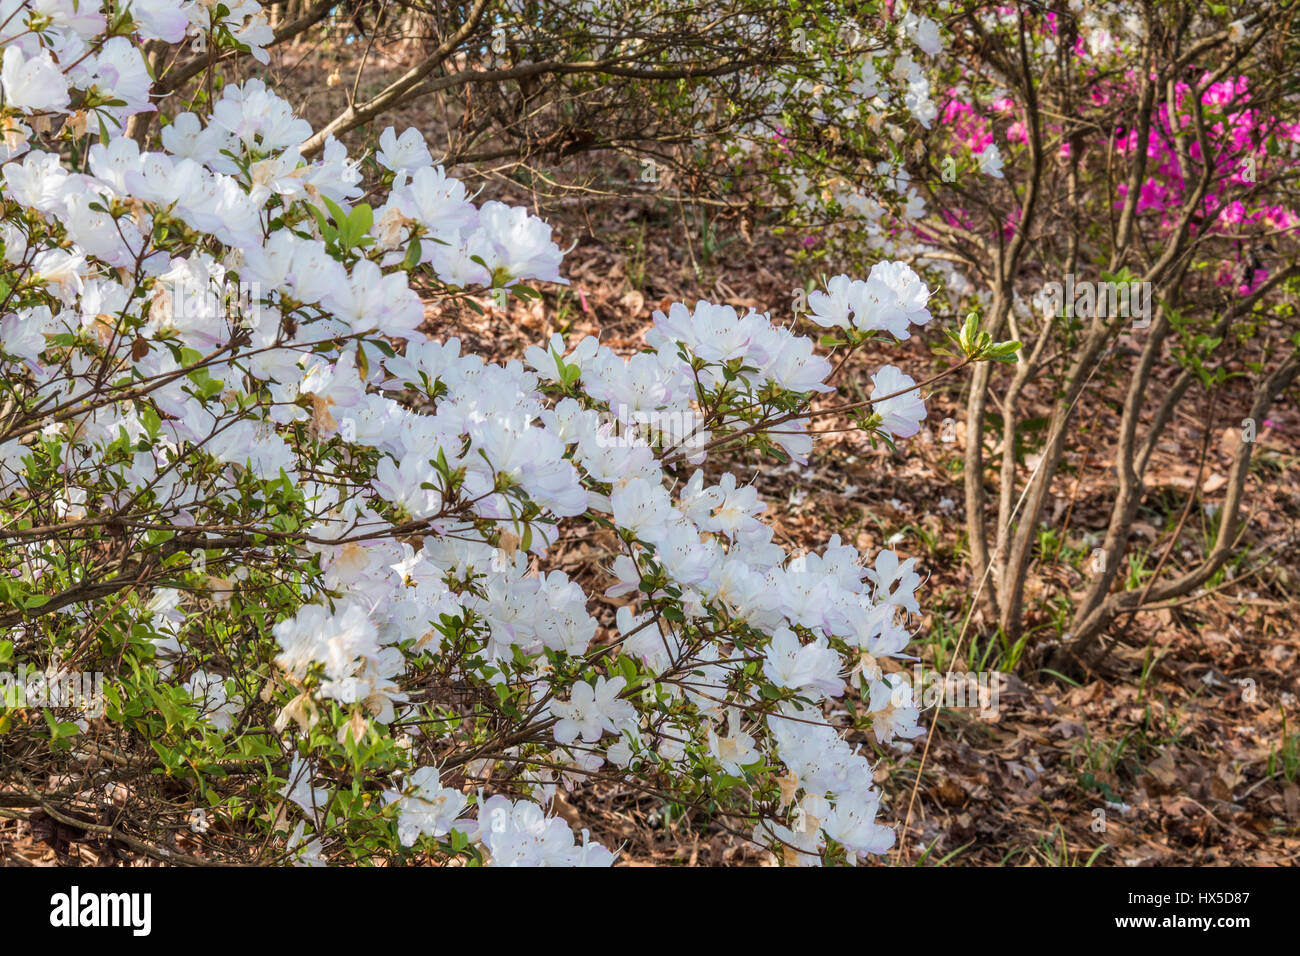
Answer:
424, 199, 1300, 867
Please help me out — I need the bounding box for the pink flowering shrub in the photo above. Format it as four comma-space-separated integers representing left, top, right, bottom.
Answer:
763, 3, 1300, 670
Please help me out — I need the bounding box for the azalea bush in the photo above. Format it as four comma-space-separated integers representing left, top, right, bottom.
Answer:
0, 0, 1025, 865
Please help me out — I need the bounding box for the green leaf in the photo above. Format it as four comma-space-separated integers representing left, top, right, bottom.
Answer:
349, 203, 373, 239
322, 195, 347, 229
402, 238, 423, 271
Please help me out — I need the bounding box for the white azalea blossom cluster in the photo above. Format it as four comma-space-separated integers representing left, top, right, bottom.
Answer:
729, 5, 953, 289
807, 262, 934, 339
0, 0, 940, 866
